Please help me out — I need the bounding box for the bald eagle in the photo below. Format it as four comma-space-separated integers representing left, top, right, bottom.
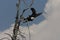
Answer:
23, 8, 42, 22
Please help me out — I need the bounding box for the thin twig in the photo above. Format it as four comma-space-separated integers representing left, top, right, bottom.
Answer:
26, 20, 31, 40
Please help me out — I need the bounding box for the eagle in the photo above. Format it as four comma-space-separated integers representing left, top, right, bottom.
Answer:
23, 8, 42, 22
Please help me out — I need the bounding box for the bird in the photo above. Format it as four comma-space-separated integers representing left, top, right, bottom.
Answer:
23, 8, 42, 22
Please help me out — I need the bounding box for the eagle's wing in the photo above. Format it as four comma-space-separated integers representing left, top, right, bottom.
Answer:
31, 8, 36, 15
36, 12, 42, 17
